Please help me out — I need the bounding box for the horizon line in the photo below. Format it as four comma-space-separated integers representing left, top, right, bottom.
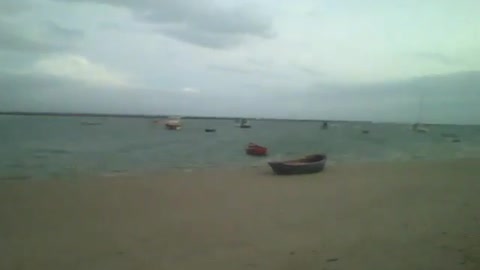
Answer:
0, 111, 476, 126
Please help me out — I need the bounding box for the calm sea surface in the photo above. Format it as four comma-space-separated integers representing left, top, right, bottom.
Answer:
1, 116, 479, 180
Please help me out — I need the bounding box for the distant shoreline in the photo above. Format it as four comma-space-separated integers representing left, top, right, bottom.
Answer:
0, 111, 476, 126
0, 111, 350, 123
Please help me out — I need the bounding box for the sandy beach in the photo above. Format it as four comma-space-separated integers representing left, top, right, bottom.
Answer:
1, 159, 479, 270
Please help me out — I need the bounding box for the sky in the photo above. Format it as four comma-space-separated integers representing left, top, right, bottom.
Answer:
0, 0, 479, 124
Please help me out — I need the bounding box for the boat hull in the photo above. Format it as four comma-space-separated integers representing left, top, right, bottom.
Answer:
414, 127, 428, 133
164, 117, 182, 130
268, 154, 327, 175
246, 148, 267, 156
165, 124, 181, 130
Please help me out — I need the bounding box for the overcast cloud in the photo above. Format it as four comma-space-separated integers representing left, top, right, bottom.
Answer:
0, 0, 479, 124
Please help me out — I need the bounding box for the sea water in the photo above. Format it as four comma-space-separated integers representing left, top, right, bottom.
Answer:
1, 115, 479, 180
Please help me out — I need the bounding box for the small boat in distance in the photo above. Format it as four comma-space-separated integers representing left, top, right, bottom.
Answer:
268, 154, 327, 175
412, 90, 429, 133
245, 143, 268, 156
165, 117, 182, 130
205, 128, 216, 133
412, 123, 428, 133
237, 119, 251, 128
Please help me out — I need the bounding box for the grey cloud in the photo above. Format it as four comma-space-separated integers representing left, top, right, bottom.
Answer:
310, 71, 480, 98
158, 26, 243, 49
3, 67, 480, 124
45, 21, 84, 39
411, 52, 458, 65
207, 65, 253, 74
0, 0, 32, 16
54, 0, 273, 48
0, 22, 59, 53
0, 71, 133, 113
97, 21, 119, 30
0, 72, 80, 112
0, 20, 83, 54
206, 64, 294, 82
0, 72, 68, 90
246, 58, 274, 68
143, 2, 271, 35
0, 69, 285, 117
297, 66, 324, 76
307, 71, 480, 123
0, 70, 220, 115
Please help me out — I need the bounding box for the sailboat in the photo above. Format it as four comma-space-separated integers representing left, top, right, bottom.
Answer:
235, 118, 251, 128
412, 92, 429, 133
238, 119, 251, 128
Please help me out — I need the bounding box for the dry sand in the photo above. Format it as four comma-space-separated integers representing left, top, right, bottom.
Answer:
1, 159, 479, 270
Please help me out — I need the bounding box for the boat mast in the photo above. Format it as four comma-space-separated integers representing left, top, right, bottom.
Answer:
417, 90, 425, 124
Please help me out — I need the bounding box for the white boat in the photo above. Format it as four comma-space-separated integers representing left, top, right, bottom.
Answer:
236, 118, 251, 128
165, 117, 182, 130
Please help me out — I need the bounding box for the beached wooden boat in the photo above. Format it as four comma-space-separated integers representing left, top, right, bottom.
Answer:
268, 154, 327, 175
245, 143, 267, 156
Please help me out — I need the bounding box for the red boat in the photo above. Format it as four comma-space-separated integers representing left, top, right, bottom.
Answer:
245, 143, 268, 156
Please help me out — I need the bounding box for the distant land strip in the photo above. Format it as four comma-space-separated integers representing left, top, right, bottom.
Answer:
0, 111, 473, 126
0, 111, 332, 122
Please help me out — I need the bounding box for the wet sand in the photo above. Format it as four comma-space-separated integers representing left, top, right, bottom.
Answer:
1, 159, 479, 269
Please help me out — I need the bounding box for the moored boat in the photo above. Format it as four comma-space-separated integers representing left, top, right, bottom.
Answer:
165, 117, 182, 130
237, 119, 251, 128
268, 154, 327, 175
245, 143, 267, 156
412, 91, 429, 133
412, 123, 428, 133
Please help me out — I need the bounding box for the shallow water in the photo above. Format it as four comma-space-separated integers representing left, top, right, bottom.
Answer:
1, 115, 479, 180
